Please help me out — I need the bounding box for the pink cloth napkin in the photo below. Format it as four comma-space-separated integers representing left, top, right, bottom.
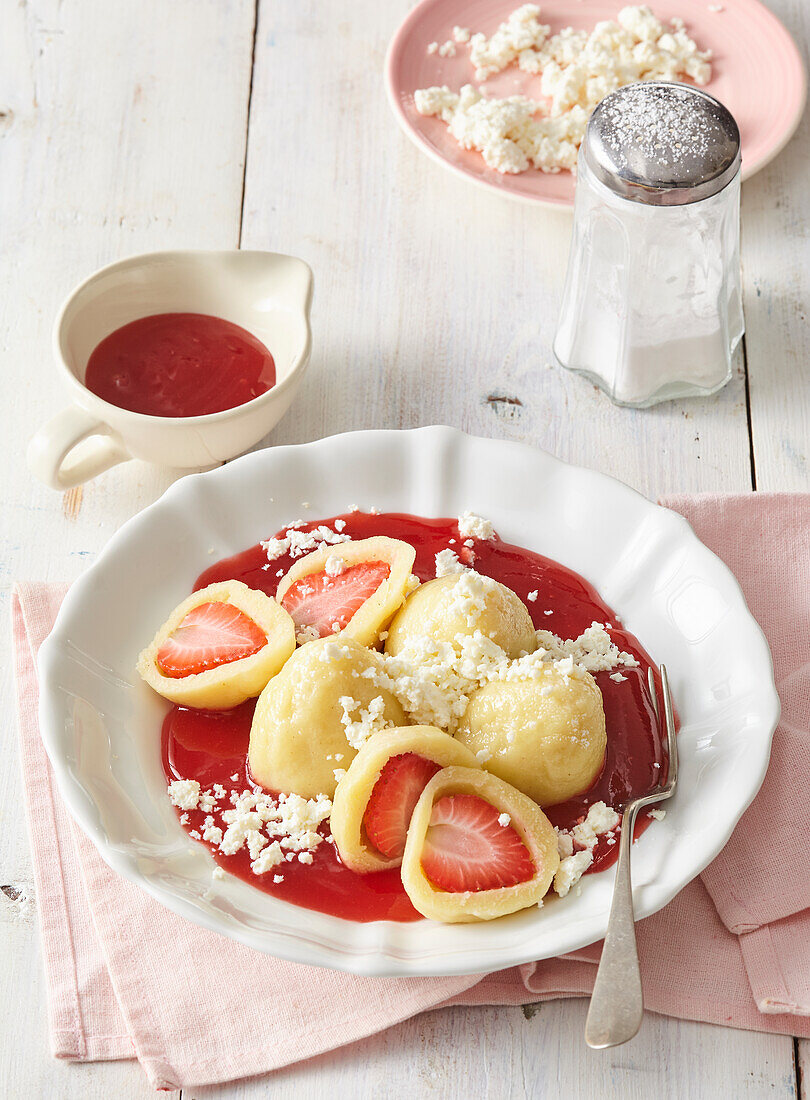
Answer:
12, 492, 810, 1090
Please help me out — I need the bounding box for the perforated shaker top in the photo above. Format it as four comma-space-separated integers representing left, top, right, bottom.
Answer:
583, 81, 741, 205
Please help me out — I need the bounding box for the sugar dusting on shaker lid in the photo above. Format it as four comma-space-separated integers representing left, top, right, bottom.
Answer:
583, 81, 741, 206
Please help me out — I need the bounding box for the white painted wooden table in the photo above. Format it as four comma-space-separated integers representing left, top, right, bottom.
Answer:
1, 1, 808, 1096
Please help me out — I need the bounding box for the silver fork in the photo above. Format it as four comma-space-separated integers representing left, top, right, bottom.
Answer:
584, 664, 678, 1049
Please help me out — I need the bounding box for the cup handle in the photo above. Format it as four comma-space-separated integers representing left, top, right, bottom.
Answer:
27, 406, 132, 489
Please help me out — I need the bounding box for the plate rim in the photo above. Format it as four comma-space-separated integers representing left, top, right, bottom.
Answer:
37, 426, 781, 975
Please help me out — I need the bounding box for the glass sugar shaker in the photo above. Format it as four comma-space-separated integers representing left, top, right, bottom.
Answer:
553, 82, 743, 408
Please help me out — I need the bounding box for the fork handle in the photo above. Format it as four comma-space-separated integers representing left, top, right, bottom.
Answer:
584, 803, 643, 1048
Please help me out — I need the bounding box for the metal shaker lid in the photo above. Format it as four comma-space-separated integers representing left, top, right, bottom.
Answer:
583, 82, 741, 206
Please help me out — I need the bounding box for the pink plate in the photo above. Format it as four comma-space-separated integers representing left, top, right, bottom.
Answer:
386, 0, 806, 207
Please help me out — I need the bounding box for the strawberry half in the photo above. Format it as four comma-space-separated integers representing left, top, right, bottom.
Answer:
363, 753, 442, 859
280, 560, 390, 639
420, 794, 534, 893
156, 601, 266, 678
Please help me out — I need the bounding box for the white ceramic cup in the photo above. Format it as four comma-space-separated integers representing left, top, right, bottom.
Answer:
27, 249, 313, 489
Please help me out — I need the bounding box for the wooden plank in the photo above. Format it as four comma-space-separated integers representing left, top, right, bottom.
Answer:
741, 1, 810, 492
240, 0, 752, 501
798, 1039, 808, 1100
189, 1000, 797, 1100
0, 0, 254, 1095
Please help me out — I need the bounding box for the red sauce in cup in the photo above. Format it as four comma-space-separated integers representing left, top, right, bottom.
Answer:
84, 312, 275, 417
162, 512, 669, 923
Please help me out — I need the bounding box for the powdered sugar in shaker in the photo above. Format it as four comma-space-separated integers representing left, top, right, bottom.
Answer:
553, 82, 743, 408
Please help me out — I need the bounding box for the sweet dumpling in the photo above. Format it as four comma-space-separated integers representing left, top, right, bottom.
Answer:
400, 766, 559, 922
276, 536, 416, 647
137, 580, 295, 709
454, 664, 607, 807
384, 573, 536, 659
248, 637, 407, 799
330, 726, 482, 873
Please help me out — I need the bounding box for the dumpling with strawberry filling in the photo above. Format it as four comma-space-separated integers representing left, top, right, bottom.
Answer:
400, 766, 559, 923
330, 726, 482, 873
137, 580, 295, 709
276, 536, 417, 648
384, 572, 536, 659
454, 663, 607, 807
248, 637, 408, 799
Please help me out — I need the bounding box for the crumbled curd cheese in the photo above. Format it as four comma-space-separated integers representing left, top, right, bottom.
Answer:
536, 621, 639, 673
552, 802, 621, 895
338, 695, 394, 750
554, 848, 593, 897
457, 511, 496, 540
324, 555, 346, 577
571, 801, 620, 849
649, 808, 667, 820
367, 590, 634, 733
555, 828, 575, 859
414, 84, 586, 174
416, 4, 712, 175
444, 570, 499, 627
261, 522, 351, 563
376, 627, 507, 731
168, 779, 201, 811
170, 781, 332, 880
468, 4, 550, 80
435, 547, 468, 577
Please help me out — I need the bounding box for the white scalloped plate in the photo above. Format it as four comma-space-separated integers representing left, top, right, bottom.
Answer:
38, 428, 779, 976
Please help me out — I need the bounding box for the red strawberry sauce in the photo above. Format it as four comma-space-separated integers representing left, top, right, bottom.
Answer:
162, 512, 668, 923
84, 312, 276, 417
